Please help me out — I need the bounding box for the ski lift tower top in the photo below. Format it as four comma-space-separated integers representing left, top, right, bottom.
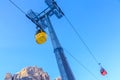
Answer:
26, 0, 75, 80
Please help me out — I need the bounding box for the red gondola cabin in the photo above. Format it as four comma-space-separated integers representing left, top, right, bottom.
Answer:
100, 67, 107, 76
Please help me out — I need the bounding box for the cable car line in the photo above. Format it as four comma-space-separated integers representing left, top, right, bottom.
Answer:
64, 48, 100, 80
9, 0, 105, 68
9, 0, 108, 78
9, 0, 100, 66
63, 14, 108, 76
63, 15, 99, 65
9, 0, 26, 15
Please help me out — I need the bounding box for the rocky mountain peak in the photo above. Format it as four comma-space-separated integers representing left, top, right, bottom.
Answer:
4, 66, 50, 80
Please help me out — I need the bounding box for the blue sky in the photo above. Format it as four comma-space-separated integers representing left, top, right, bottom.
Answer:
0, 0, 120, 80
